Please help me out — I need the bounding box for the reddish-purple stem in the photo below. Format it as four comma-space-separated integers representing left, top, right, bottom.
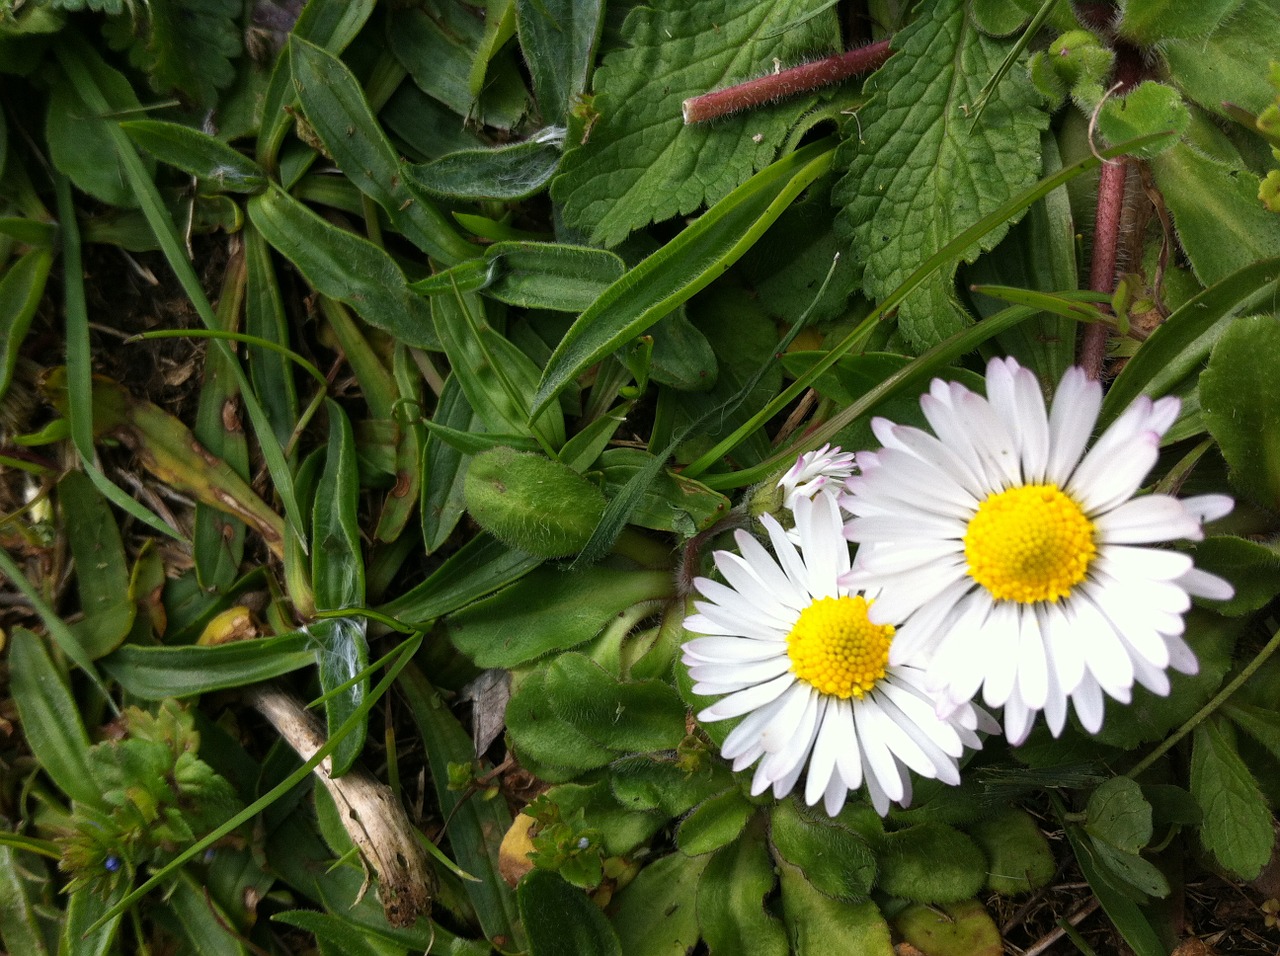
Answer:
682, 39, 893, 125
1080, 158, 1127, 379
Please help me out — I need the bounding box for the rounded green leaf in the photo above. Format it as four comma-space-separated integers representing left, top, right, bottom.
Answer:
966, 809, 1056, 896
769, 799, 877, 902
778, 859, 893, 956
518, 869, 622, 956
608, 853, 707, 956
696, 830, 788, 956
676, 790, 756, 857
1097, 82, 1189, 158
876, 824, 986, 904
464, 446, 607, 558
892, 899, 1002, 956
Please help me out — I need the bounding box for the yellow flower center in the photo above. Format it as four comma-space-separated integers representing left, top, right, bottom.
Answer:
964, 483, 1097, 604
786, 596, 893, 699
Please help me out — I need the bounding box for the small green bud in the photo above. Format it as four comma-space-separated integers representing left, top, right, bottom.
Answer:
464, 446, 606, 558
967, 809, 1057, 896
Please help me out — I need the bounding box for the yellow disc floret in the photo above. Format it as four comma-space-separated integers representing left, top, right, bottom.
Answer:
786, 596, 894, 699
964, 483, 1096, 604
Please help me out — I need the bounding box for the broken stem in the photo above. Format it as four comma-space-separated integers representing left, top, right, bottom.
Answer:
682, 39, 893, 124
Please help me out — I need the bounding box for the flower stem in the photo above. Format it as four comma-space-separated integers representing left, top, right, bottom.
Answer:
682, 39, 893, 125
1080, 157, 1126, 378
1125, 625, 1280, 781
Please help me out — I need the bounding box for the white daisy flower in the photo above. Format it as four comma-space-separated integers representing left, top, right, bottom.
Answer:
841, 357, 1234, 745
681, 493, 995, 817
777, 443, 857, 510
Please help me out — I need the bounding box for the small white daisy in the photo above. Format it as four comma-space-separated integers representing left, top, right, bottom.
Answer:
777, 443, 857, 510
841, 357, 1234, 745
682, 493, 995, 816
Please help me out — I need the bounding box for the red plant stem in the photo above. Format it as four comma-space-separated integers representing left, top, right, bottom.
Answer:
682, 39, 893, 124
1080, 158, 1127, 379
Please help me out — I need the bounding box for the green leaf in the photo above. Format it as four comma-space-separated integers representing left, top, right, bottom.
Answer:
610, 754, 733, 817
1116, 0, 1245, 45
412, 241, 624, 312
448, 565, 672, 667
0, 248, 50, 403
966, 809, 1056, 896
1188, 536, 1280, 616
110, 0, 240, 107
0, 845, 51, 956
676, 790, 756, 856
100, 632, 314, 699
833, 0, 1049, 349
542, 653, 687, 753
311, 403, 368, 777
768, 799, 876, 903
386, 4, 529, 131
60, 471, 135, 658
164, 869, 250, 956
1086, 778, 1153, 854
1150, 144, 1280, 288
876, 824, 987, 904
891, 900, 1002, 956
1102, 257, 1280, 426
8, 627, 102, 809
288, 37, 478, 265
1162, 0, 1280, 119
405, 135, 564, 201
247, 184, 439, 350
120, 120, 266, 192
506, 668, 618, 780
535, 138, 835, 416
1191, 717, 1275, 880
1224, 701, 1280, 764
778, 858, 893, 956
609, 852, 707, 956
1097, 81, 1189, 158
551, 0, 839, 247
46, 45, 151, 208
61, 885, 123, 956
697, 829, 788, 956
398, 666, 523, 950
420, 377, 478, 553
519, 870, 621, 956
596, 448, 730, 536
516, 0, 603, 123
1200, 315, 1280, 510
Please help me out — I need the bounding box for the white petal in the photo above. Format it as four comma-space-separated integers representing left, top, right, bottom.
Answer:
829, 700, 863, 791
979, 601, 1021, 708
1003, 693, 1035, 746
698, 673, 795, 721
1094, 495, 1204, 544
682, 636, 787, 664
1015, 608, 1049, 711
1046, 367, 1102, 484
1071, 674, 1106, 733
1177, 567, 1234, 602
1180, 494, 1234, 524
1070, 429, 1159, 514
854, 703, 905, 803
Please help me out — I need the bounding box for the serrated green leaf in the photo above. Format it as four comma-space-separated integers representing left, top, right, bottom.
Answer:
552, 0, 839, 247
1200, 315, 1280, 510
769, 799, 876, 903
834, 0, 1048, 349
1116, 0, 1245, 45
1191, 717, 1275, 880
120, 120, 267, 192
122, 0, 240, 107
247, 184, 439, 350
519, 869, 621, 956
609, 852, 707, 956
698, 829, 789, 956
1150, 144, 1280, 288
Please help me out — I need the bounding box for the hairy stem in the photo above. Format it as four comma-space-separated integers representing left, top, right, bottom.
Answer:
682, 39, 893, 124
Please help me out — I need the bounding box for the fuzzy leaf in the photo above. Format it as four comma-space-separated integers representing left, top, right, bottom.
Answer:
834, 0, 1048, 349
552, 0, 838, 247
108, 0, 241, 107
1191, 717, 1275, 880
1162, 0, 1280, 119
697, 833, 789, 956
1116, 0, 1245, 45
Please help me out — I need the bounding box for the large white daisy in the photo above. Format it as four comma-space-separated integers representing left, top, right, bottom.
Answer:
841, 357, 1234, 745
681, 493, 995, 816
